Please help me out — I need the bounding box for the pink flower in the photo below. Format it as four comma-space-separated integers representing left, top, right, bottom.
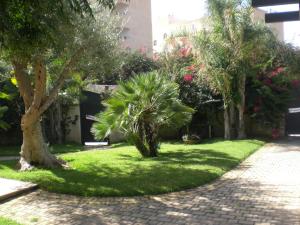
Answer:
276, 67, 285, 73
269, 67, 285, 78
139, 46, 147, 54
269, 71, 278, 78
183, 74, 193, 82
179, 47, 192, 57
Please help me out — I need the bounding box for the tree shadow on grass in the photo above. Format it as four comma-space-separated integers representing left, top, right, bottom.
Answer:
39, 149, 241, 196
118, 148, 240, 170
0, 148, 248, 197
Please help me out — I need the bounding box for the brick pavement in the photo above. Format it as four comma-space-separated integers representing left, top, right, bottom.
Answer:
0, 141, 299, 225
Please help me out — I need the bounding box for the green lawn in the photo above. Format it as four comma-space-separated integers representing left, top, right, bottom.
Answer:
0, 143, 84, 157
0, 140, 264, 197
0, 217, 21, 225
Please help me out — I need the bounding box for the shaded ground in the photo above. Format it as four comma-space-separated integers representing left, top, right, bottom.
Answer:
0, 144, 84, 157
0, 141, 299, 225
0, 140, 263, 196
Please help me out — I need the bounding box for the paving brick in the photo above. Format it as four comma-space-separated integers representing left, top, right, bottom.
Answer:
0, 141, 300, 225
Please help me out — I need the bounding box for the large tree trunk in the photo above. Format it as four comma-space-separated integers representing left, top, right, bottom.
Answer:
13, 59, 67, 171
237, 75, 246, 139
19, 116, 66, 171
13, 48, 84, 170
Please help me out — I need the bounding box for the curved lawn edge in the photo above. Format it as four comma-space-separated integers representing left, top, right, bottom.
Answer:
0, 140, 265, 197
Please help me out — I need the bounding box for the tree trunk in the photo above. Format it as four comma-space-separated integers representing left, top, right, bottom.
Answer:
237, 75, 246, 139
224, 106, 231, 140
133, 135, 150, 157
145, 124, 158, 157
229, 103, 237, 139
148, 133, 158, 157
19, 116, 66, 171
12, 48, 84, 170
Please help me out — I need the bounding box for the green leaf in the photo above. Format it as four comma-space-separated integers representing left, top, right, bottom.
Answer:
10, 77, 18, 86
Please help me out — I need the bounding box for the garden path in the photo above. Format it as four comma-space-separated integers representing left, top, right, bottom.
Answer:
0, 141, 300, 225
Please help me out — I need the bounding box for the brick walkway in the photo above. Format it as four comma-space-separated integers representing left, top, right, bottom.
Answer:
0, 142, 300, 225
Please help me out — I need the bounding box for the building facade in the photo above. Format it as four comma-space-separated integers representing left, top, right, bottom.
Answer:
115, 0, 284, 55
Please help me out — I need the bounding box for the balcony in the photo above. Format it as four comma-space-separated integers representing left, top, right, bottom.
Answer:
252, 0, 300, 22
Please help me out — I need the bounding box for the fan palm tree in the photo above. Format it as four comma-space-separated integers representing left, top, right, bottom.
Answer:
92, 71, 194, 157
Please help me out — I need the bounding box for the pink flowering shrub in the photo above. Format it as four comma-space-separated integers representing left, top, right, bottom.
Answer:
183, 74, 193, 82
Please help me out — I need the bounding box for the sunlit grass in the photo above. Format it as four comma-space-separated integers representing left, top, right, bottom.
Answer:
0, 140, 264, 197
0, 217, 21, 225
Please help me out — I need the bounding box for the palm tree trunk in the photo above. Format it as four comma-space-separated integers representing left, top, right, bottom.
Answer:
230, 103, 236, 139
145, 124, 158, 157
224, 105, 231, 140
237, 75, 246, 139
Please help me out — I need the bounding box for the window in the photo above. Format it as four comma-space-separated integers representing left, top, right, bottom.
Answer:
153, 40, 157, 46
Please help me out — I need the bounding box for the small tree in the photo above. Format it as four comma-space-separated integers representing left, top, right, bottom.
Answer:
194, 0, 283, 139
0, 1, 120, 170
92, 71, 194, 157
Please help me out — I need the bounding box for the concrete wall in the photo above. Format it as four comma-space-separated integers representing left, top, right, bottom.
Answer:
65, 105, 82, 144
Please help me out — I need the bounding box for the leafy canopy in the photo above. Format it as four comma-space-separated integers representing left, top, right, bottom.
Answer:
0, 0, 115, 59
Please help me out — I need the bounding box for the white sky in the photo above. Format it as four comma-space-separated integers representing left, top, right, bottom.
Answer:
259, 4, 300, 47
154, 0, 207, 20
161, 1, 300, 48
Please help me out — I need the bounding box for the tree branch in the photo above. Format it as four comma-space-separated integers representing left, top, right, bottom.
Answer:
12, 61, 33, 110
33, 57, 47, 107
38, 47, 85, 116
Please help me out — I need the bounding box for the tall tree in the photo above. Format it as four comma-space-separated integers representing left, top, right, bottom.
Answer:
194, 0, 280, 139
0, 0, 120, 170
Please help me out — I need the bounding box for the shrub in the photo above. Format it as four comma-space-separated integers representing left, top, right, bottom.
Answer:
92, 71, 194, 157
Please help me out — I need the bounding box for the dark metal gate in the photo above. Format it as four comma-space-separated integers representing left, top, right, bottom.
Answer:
80, 91, 104, 144
286, 88, 300, 136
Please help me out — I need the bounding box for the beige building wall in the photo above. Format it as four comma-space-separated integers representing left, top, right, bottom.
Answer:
151, 0, 204, 53
116, 0, 153, 55
253, 8, 284, 41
